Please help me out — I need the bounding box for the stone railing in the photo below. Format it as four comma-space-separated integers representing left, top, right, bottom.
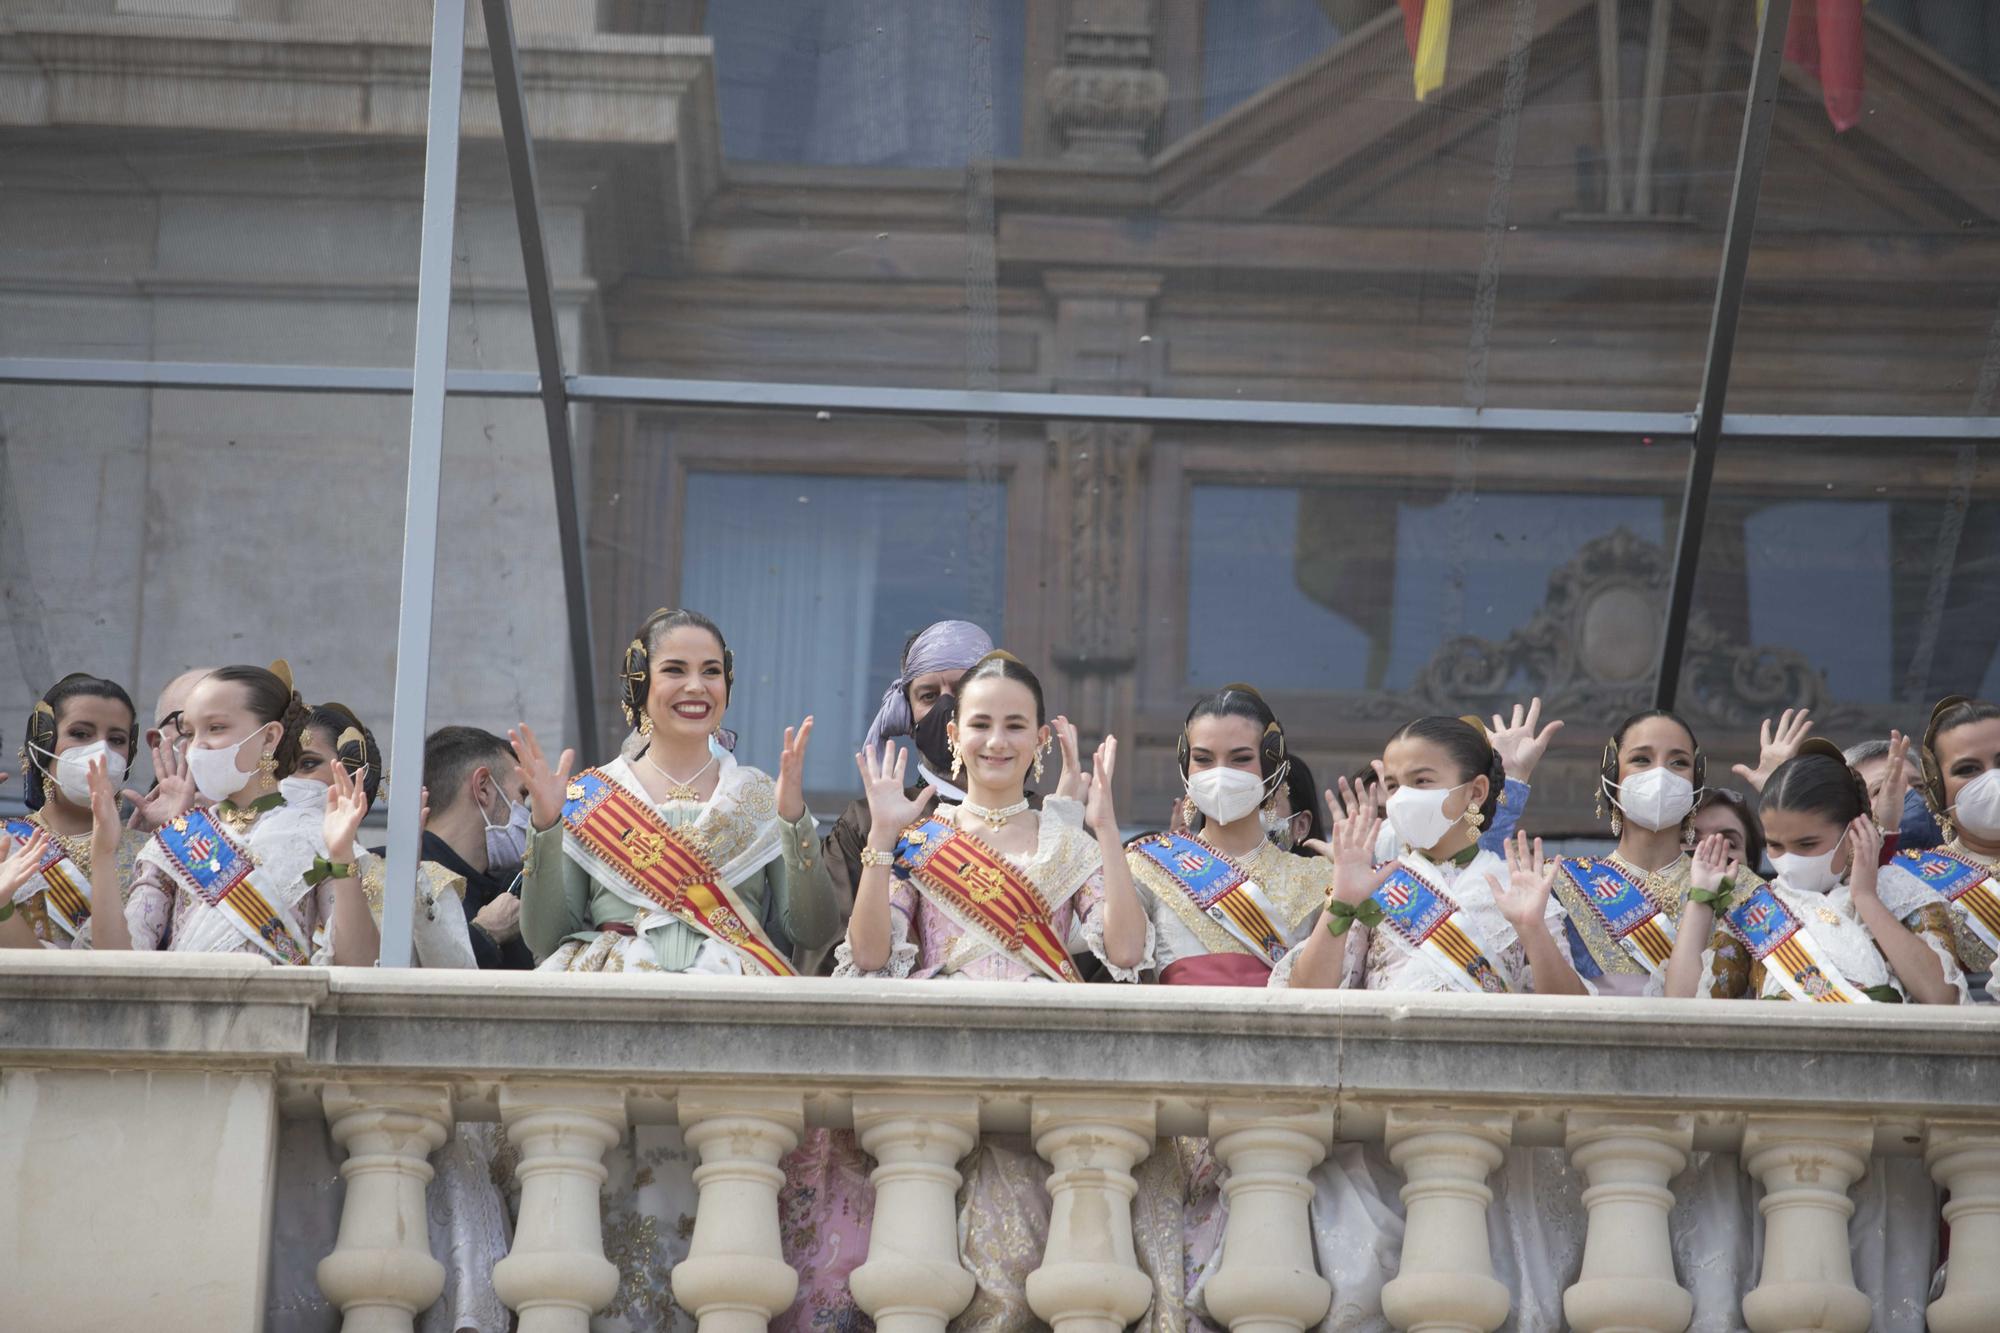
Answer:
3, 950, 1999, 1332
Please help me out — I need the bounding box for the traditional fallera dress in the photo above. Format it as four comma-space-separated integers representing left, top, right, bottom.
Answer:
1696, 861, 1968, 1333
1270, 843, 1589, 1333
1, 810, 145, 948
827, 796, 1154, 1331
1886, 839, 2000, 1001
125, 793, 334, 960
517, 752, 840, 1331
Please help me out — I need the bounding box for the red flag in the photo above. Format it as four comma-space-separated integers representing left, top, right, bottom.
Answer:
1398, 0, 1425, 52
1784, 0, 1866, 133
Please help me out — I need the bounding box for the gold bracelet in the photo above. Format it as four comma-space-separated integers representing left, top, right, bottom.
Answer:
859, 846, 895, 868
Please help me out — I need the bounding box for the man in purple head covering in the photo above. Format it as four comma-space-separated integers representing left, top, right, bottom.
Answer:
814, 620, 994, 972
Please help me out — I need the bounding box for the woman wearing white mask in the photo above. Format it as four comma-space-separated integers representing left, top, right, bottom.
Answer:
1272, 715, 1588, 1333
285, 703, 477, 970
1667, 738, 1962, 1005
1901, 696, 2000, 1000
107, 661, 379, 965
2, 673, 148, 948
1544, 709, 1707, 998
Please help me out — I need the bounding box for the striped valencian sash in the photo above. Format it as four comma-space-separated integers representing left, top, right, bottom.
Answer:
2, 817, 91, 939
1893, 847, 2000, 958
152, 810, 311, 965
1722, 884, 1870, 1003
1556, 857, 1676, 978
897, 816, 1081, 983
1368, 863, 1510, 993
1128, 832, 1291, 965
561, 768, 797, 976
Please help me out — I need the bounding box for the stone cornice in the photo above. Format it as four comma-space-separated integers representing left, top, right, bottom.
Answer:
2, 952, 1994, 1146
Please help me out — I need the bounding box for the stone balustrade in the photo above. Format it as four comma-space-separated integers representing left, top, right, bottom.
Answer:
3, 950, 1999, 1332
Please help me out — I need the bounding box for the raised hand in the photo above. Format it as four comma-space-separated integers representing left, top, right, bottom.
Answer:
1324, 774, 1381, 831
1689, 832, 1732, 894
1304, 790, 1388, 905
1048, 716, 1085, 803
0, 828, 50, 905
1494, 830, 1558, 930
1083, 735, 1119, 838
123, 734, 198, 833
856, 744, 935, 846
1845, 814, 1884, 901
1489, 697, 1565, 783
510, 724, 575, 833
776, 716, 814, 823
322, 758, 371, 863
1731, 708, 1813, 793
1872, 730, 1912, 832
86, 756, 122, 859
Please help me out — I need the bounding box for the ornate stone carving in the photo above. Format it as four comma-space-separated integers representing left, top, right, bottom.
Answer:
1046, 0, 1166, 162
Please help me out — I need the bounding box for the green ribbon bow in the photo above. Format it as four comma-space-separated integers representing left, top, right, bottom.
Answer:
1688, 875, 1736, 913
1323, 897, 1385, 937
304, 855, 354, 888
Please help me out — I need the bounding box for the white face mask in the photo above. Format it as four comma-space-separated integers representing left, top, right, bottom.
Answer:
1950, 769, 2000, 840
1604, 768, 1697, 832
1773, 835, 1848, 896
35, 740, 128, 805
1185, 766, 1268, 826
278, 776, 329, 809
186, 728, 266, 804
1384, 781, 1471, 853
482, 784, 532, 871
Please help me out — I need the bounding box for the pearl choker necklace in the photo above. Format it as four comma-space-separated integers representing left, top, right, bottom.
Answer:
959, 797, 1031, 829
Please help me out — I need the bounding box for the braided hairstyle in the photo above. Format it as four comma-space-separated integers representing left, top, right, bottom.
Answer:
1388, 715, 1504, 824
309, 701, 382, 806
1178, 684, 1289, 782
20, 673, 138, 811
204, 662, 311, 779
1761, 738, 1870, 828
1920, 695, 2000, 827
620, 608, 734, 732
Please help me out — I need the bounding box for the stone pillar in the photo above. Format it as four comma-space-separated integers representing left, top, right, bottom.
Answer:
1561, 1111, 1694, 1333
1044, 0, 1167, 162
1926, 1122, 2000, 1333
1202, 1102, 1334, 1333
848, 1094, 981, 1333
490, 1085, 627, 1333
1739, 1117, 1872, 1333
1025, 1096, 1156, 1333
315, 1083, 452, 1333
1380, 1108, 1512, 1333
670, 1089, 804, 1333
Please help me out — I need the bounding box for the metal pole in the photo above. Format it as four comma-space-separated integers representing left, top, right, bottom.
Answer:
379, 0, 469, 968
1652, 0, 1793, 711
482, 0, 599, 748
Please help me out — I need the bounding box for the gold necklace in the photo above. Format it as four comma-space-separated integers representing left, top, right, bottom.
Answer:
1606, 849, 1686, 905
640, 750, 716, 803
28, 810, 92, 873
959, 797, 1031, 829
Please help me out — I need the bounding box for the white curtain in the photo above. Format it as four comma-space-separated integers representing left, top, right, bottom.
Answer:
682, 495, 881, 795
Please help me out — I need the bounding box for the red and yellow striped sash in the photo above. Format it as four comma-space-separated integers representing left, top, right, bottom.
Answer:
899, 817, 1081, 983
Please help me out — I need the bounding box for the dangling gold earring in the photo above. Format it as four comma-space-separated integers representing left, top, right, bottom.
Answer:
258, 750, 277, 778
637, 711, 653, 736
1033, 743, 1047, 785
1610, 811, 1624, 837
1182, 796, 1198, 829
951, 742, 964, 782
1681, 814, 1697, 852
1465, 807, 1485, 831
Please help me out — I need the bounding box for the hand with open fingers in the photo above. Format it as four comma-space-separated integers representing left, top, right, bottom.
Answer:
1732, 708, 1813, 793
1872, 730, 1912, 831
1689, 833, 1732, 895
1083, 736, 1119, 837
322, 759, 370, 864
86, 757, 123, 856
1324, 775, 1379, 832
857, 744, 934, 847
1845, 815, 1884, 900
1489, 697, 1565, 782
1305, 796, 1387, 905
1049, 716, 1085, 803
124, 734, 198, 833
1494, 831, 1558, 931
510, 724, 575, 833
0, 828, 51, 906
776, 717, 814, 823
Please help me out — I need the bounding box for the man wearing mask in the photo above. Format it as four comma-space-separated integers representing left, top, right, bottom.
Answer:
416, 725, 535, 969
1847, 736, 1945, 853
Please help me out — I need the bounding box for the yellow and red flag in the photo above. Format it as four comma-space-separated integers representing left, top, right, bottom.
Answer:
1396, 0, 1454, 101
1762, 0, 1867, 133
